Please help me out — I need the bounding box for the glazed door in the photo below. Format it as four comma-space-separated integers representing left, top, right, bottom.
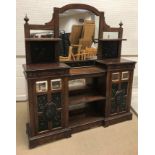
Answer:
34, 77, 65, 134
110, 71, 130, 115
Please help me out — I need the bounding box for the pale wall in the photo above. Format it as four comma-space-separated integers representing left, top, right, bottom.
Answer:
16, 0, 138, 113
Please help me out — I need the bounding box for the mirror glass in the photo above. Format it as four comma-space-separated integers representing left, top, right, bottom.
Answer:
59, 9, 99, 62
30, 30, 54, 38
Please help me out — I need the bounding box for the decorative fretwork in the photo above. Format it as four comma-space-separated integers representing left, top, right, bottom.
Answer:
52, 111, 61, 128
119, 97, 126, 112
115, 90, 124, 107
102, 41, 119, 58
37, 94, 47, 112
43, 102, 61, 129
121, 82, 128, 95
38, 114, 48, 132
51, 92, 62, 108
111, 82, 128, 114
111, 83, 119, 98
111, 99, 117, 114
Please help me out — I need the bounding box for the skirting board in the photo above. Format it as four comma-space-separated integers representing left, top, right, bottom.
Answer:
16, 95, 27, 101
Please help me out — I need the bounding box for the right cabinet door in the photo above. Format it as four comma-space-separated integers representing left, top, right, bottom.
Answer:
110, 71, 130, 115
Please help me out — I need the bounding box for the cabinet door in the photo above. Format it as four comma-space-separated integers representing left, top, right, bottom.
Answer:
34, 78, 63, 134
110, 71, 129, 115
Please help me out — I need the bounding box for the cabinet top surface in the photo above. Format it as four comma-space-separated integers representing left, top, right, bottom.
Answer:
97, 58, 136, 65
69, 66, 106, 77
23, 63, 70, 72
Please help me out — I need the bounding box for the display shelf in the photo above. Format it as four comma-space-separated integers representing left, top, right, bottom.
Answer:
69, 92, 106, 106
25, 38, 61, 41
99, 38, 127, 41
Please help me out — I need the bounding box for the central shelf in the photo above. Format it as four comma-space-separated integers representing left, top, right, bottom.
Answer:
69, 92, 106, 106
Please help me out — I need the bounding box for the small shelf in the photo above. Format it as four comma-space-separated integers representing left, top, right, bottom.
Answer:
99, 38, 127, 41
69, 92, 106, 106
25, 38, 61, 41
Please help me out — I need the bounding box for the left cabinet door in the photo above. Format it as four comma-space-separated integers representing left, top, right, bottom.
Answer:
34, 79, 63, 134
110, 71, 130, 115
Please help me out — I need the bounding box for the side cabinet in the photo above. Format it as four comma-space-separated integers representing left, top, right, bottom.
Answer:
96, 59, 136, 126
23, 64, 71, 148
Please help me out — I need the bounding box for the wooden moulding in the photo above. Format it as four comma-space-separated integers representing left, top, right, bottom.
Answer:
26, 111, 132, 148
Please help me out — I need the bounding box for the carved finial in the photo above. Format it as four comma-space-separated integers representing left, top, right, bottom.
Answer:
119, 21, 123, 27
24, 14, 29, 23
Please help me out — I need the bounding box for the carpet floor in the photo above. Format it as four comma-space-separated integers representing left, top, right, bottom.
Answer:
16, 102, 138, 155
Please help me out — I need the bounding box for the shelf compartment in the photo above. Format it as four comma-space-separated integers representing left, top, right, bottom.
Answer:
69, 92, 106, 106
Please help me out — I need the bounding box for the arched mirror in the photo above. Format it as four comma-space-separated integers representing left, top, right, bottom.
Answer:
58, 7, 100, 62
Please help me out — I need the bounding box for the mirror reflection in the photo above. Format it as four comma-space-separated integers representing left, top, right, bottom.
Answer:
59, 9, 99, 62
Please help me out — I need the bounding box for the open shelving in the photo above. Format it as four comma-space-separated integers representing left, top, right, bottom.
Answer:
67, 68, 106, 129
